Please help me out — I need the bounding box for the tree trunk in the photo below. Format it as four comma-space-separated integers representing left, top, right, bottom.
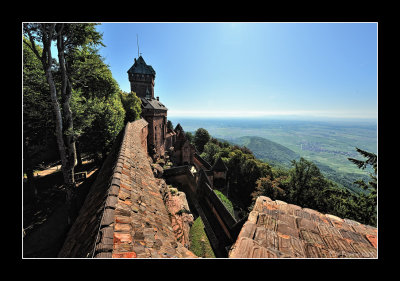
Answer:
57, 24, 77, 176
41, 25, 70, 187
76, 141, 83, 168
56, 23, 78, 225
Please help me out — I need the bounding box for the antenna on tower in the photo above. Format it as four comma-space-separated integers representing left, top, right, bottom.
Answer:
137, 34, 139, 58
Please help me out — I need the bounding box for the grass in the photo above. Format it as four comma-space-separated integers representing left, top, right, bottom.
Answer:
189, 217, 215, 258
214, 190, 235, 217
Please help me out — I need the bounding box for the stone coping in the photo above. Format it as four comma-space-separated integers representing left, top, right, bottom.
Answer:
229, 196, 377, 258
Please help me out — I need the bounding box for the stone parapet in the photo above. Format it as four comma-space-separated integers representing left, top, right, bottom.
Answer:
229, 196, 377, 258
58, 119, 197, 258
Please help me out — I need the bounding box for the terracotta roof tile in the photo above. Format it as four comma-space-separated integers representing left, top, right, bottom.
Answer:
228, 196, 377, 258
58, 119, 197, 258
256, 213, 277, 231
254, 227, 278, 249
296, 217, 319, 233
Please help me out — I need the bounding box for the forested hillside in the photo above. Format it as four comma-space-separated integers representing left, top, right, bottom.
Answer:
230, 136, 369, 194
231, 136, 300, 168
189, 128, 377, 226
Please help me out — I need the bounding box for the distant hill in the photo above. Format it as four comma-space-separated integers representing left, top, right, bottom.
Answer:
229, 136, 366, 194
230, 136, 300, 168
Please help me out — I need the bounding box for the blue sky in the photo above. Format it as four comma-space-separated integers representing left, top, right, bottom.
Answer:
95, 22, 377, 120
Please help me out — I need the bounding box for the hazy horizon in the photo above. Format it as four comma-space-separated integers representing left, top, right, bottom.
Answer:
168, 115, 377, 124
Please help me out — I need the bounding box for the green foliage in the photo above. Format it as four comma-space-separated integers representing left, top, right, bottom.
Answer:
214, 190, 235, 217
232, 136, 366, 194
189, 217, 215, 258
200, 142, 221, 164
347, 147, 377, 225
200, 133, 377, 226
199, 136, 272, 208
78, 94, 125, 160
232, 136, 300, 168
249, 156, 377, 226
185, 131, 193, 143
348, 147, 377, 194
251, 176, 286, 203
286, 158, 335, 211
167, 120, 174, 131
119, 91, 141, 123
23, 38, 58, 167
68, 46, 119, 100
193, 128, 210, 153
24, 23, 128, 168
67, 48, 126, 161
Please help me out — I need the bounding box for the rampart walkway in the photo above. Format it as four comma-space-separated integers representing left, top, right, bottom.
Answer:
58, 119, 196, 258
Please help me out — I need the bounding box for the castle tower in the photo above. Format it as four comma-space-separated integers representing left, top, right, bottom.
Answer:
127, 56, 156, 99
128, 55, 168, 160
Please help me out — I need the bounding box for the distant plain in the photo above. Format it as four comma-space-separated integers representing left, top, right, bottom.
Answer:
169, 117, 377, 193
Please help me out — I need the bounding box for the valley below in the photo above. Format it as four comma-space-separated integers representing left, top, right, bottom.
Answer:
169, 117, 377, 194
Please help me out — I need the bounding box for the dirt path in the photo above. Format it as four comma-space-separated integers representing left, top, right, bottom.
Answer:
34, 160, 94, 177
23, 161, 99, 257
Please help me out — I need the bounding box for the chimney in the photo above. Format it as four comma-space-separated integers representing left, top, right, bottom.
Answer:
156, 96, 159, 101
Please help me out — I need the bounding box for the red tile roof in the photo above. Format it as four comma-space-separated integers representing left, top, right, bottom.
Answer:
58, 119, 196, 258
229, 196, 377, 258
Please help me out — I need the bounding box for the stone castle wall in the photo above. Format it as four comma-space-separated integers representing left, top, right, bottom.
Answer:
58, 119, 196, 258
143, 114, 166, 158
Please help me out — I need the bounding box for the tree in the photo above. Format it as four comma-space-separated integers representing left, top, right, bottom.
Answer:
193, 128, 210, 153
119, 91, 141, 124
77, 95, 125, 162
24, 24, 72, 186
23, 23, 104, 224
67, 44, 127, 165
287, 158, 334, 211
348, 147, 377, 195
239, 158, 263, 205
251, 176, 286, 203
185, 132, 193, 143
348, 147, 377, 226
23, 37, 56, 202
167, 120, 174, 132
226, 149, 245, 187
200, 142, 220, 164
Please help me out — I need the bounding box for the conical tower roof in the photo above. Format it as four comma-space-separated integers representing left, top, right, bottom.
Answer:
127, 56, 156, 76
211, 157, 228, 172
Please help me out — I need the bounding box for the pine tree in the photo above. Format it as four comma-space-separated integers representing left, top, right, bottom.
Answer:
348, 147, 377, 226
348, 147, 377, 196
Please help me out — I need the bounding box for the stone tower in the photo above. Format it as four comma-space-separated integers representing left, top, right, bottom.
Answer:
127, 55, 168, 160
127, 56, 156, 99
